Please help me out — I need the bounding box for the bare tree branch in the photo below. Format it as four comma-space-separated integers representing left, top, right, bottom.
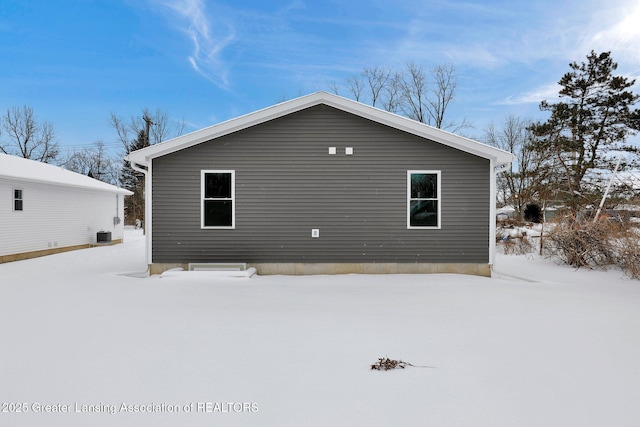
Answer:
1, 105, 59, 163
110, 108, 185, 153
61, 140, 120, 185
109, 112, 132, 153
398, 62, 428, 123
362, 66, 391, 108
346, 75, 365, 102
381, 72, 402, 114
327, 80, 340, 96
428, 63, 457, 129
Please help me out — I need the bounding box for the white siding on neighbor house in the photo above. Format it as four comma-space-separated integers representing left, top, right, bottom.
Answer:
0, 177, 126, 257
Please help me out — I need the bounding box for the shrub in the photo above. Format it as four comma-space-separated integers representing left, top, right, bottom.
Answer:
615, 229, 640, 280
496, 224, 534, 255
500, 236, 534, 255
544, 217, 640, 279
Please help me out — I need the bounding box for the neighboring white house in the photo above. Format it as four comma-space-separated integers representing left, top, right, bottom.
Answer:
0, 153, 133, 263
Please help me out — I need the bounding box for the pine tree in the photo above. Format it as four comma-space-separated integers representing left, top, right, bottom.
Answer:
122, 128, 150, 225
529, 51, 640, 212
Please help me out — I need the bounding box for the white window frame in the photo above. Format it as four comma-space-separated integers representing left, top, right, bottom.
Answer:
407, 170, 441, 229
201, 170, 235, 229
13, 188, 23, 212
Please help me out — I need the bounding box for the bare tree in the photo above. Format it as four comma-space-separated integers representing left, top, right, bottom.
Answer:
327, 80, 340, 96
398, 62, 470, 130
147, 109, 186, 145
484, 115, 553, 216
110, 113, 132, 153
0, 106, 59, 163
362, 66, 391, 108
110, 108, 185, 151
61, 141, 119, 185
398, 62, 428, 123
428, 64, 455, 128
428, 63, 470, 131
346, 75, 365, 102
332, 62, 468, 130
380, 72, 403, 114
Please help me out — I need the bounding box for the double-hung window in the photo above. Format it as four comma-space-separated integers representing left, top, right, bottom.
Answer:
407, 171, 441, 228
13, 189, 23, 211
201, 170, 235, 228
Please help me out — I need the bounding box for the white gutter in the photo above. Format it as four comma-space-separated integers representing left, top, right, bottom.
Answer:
127, 158, 152, 266
489, 161, 508, 270
489, 162, 509, 275
489, 162, 537, 282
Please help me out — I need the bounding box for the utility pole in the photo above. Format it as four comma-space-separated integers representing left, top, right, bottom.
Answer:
143, 114, 154, 147
138, 113, 155, 235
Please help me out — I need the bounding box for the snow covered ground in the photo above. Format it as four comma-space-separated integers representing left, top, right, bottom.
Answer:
1, 229, 639, 426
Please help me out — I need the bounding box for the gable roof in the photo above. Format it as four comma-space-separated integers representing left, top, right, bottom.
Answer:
0, 153, 133, 195
126, 91, 514, 166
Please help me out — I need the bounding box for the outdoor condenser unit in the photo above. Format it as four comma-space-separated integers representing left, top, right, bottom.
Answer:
96, 231, 112, 243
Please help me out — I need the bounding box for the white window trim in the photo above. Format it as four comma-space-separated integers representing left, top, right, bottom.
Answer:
407, 170, 441, 229
13, 188, 23, 212
201, 170, 235, 229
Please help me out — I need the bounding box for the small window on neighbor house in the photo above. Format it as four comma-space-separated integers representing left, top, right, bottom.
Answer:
201, 170, 235, 228
408, 171, 441, 228
13, 189, 23, 211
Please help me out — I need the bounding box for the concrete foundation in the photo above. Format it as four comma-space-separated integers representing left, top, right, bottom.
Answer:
149, 262, 491, 277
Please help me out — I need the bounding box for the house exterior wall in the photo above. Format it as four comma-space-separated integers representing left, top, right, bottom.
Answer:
151, 105, 491, 270
0, 178, 126, 261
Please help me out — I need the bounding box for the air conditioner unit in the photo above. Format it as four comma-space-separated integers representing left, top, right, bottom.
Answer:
97, 231, 112, 243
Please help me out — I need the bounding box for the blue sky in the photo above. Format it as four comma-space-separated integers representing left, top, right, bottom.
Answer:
1, 0, 639, 156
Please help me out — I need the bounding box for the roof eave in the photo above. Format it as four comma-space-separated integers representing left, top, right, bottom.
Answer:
1, 174, 133, 195
126, 91, 515, 166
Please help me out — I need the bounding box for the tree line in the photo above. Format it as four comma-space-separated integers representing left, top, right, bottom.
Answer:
0, 106, 184, 225
1, 50, 638, 225
329, 62, 470, 132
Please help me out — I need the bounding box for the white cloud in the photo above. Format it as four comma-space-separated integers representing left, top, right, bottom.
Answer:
497, 83, 561, 106
155, 0, 236, 88
588, 1, 640, 65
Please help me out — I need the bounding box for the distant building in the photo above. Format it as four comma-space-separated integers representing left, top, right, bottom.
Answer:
0, 154, 132, 263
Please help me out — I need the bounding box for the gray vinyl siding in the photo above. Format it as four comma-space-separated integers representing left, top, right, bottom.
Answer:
152, 105, 490, 264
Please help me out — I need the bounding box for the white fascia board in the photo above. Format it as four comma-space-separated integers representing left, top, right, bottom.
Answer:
126, 94, 327, 166
126, 92, 515, 167
319, 95, 515, 166
1, 174, 133, 196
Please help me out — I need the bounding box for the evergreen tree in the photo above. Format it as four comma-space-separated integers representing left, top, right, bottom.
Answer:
529, 51, 640, 212
122, 128, 150, 225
